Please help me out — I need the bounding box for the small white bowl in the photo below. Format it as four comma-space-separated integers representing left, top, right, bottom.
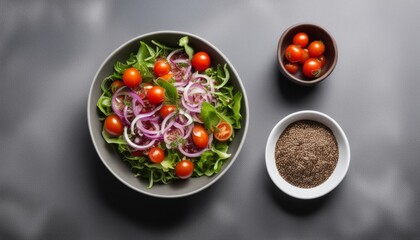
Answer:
265, 110, 350, 199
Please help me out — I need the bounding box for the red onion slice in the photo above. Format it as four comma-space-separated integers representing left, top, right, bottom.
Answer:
123, 127, 156, 150
130, 104, 162, 134
160, 111, 177, 134
178, 144, 207, 158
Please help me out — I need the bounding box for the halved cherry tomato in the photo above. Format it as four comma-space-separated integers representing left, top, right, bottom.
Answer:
303, 58, 322, 78
154, 60, 171, 77
284, 62, 299, 74
192, 124, 209, 148
293, 32, 309, 48
214, 121, 233, 141
147, 86, 165, 104
192, 51, 211, 71
160, 105, 176, 119
104, 114, 124, 136
122, 67, 142, 88
285, 44, 303, 63
148, 147, 165, 163
308, 40, 325, 58
175, 159, 194, 179
110, 80, 124, 93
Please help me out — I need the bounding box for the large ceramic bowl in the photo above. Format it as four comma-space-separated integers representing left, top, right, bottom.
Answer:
265, 110, 350, 199
87, 31, 249, 198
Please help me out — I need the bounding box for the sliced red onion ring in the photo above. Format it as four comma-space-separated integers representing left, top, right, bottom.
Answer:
163, 126, 184, 148
160, 111, 177, 134
178, 144, 208, 158
192, 72, 215, 93
178, 109, 193, 126
166, 49, 182, 62
124, 127, 156, 150
112, 86, 145, 125
130, 104, 162, 134
123, 105, 132, 123
191, 112, 203, 123
181, 97, 201, 113
136, 120, 160, 137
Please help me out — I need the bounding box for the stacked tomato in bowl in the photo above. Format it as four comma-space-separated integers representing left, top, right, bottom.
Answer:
277, 23, 337, 86
283, 32, 326, 79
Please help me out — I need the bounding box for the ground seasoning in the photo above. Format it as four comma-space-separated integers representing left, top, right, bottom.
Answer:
275, 120, 339, 188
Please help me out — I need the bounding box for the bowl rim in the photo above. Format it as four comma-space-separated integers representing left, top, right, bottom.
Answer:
265, 110, 350, 199
87, 30, 250, 198
277, 23, 338, 86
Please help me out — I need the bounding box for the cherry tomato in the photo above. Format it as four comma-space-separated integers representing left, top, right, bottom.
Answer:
299, 48, 309, 64
175, 159, 194, 179
192, 124, 209, 148
303, 58, 322, 78
122, 67, 142, 88
148, 147, 165, 163
308, 40, 325, 58
192, 51, 211, 71
293, 32, 309, 48
110, 80, 124, 93
284, 62, 299, 74
214, 121, 233, 142
154, 60, 171, 77
160, 72, 173, 81
160, 105, 176, 119
318, 55, 326, 67
285, 44, 303, 63
147, 86, 165, 104
104, 114, 124, 136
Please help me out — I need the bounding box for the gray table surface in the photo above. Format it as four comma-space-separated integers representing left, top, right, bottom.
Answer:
1, 0, 419, 239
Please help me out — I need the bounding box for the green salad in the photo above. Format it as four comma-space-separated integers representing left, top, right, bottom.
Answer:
97, 36, 242, 187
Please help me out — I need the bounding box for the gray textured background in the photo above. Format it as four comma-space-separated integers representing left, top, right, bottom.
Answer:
1, 0, 419, 239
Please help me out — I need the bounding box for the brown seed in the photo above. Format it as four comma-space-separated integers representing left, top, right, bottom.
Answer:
275, 120, 338, 188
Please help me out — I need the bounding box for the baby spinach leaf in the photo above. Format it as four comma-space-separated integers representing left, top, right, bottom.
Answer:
156, 78, 179, 106
200, 102, 220, 131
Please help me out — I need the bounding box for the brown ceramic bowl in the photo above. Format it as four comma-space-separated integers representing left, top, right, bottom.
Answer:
278, 23, 338, 86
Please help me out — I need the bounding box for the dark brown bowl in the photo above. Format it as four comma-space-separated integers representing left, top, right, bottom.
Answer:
278, 23, 338, 86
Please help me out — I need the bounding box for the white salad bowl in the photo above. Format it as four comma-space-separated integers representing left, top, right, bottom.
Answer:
265, 110, 350, 199
87, 31, 249, 198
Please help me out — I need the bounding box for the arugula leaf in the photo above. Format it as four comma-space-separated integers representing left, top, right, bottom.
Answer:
215, 64, 230, 89
156, 78, 179, 106
211, 142, 231, 160
136, 41, 149, 63
178, 36, 194, 59
114, 61, 129, 74
195, 142, 231, 177
97, 93, 112, 117
134, 41, 154, 81
232, 92, 242, 129
152, 40, 178, 51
